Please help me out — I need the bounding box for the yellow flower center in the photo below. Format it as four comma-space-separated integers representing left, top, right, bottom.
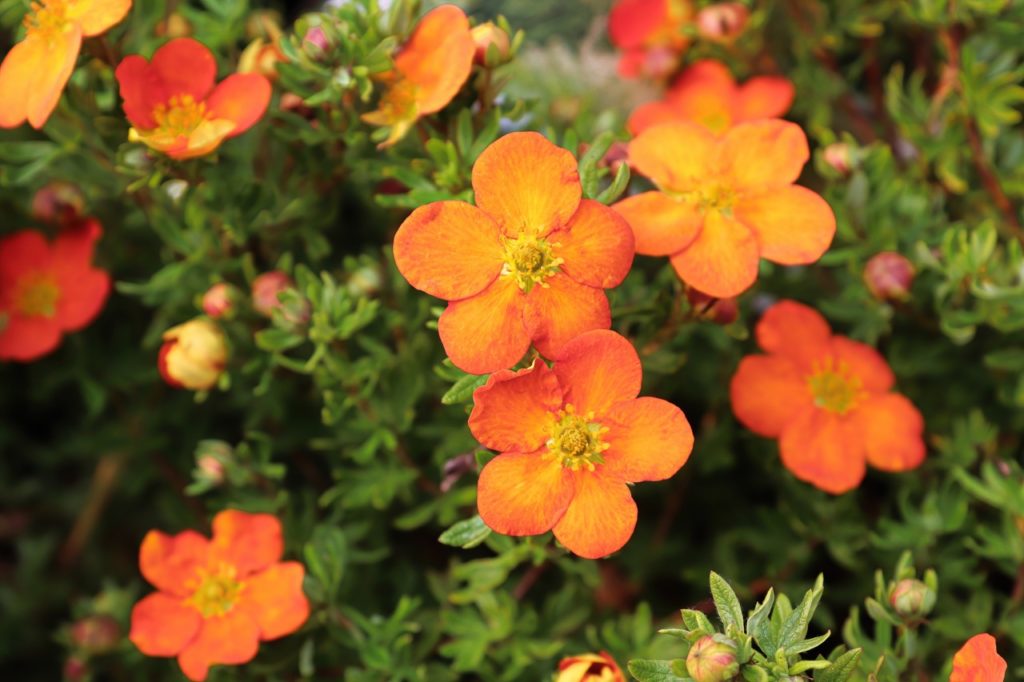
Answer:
807, 359, 864, 414
152, 95, 210, 137
501, 233, 563, 293
24, 0, 71, 38
544, 404, 610, 471
698, 183, 736, 213
185, 563, 244, 618
14, 272, 60, 317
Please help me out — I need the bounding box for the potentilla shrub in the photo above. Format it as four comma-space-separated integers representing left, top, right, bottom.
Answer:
0, 0, 1022, 680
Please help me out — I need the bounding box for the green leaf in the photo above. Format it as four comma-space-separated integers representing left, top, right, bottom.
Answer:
302, 526, 347, 600
747, 588, 775, 643
777, 575, 824, 651
596, 161, 630, 205
709, 572, 745, 633
441, 372, 489, 405
626, 659, 688, 682
438, 515, 492, 548
814, 648, 863, 682
785, 630, 831, 656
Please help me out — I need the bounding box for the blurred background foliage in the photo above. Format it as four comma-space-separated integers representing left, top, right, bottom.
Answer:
0, 0, 1022, 680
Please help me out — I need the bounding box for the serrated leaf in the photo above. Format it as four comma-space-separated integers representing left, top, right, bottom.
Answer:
814, 648, 863, 682
438, 515, 492, 548
709, 572, 745, 633
777, 575, 824, 651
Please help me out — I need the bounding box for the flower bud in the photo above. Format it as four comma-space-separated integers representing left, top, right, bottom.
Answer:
888, 578, 935, 619
201, 283, 236, 319
471, 22, 511, 65
70, 614, 121, 654
252, 271, 293, 317
194, 440, 233, 486
155, 12, 192, 38
63, 657, 87, 682
640, 46, 679, 80
32, 182, 84, 225
686, 635, 740, 682
696, 3, 749, 43
556, 651, 626, 682
823, 142, 854, 175
686, 288, 738, 325
304, 26, 330, 53
863, 252, 914, 302
158, 319, 228, 391
239, 39, 285, 80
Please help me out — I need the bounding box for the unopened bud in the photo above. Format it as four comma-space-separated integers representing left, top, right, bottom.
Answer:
304, 26, 330, 53
158, 318, 228, 391
70, 615, 120, 654
556, 651, 626, 682
823, 143, 854, 175
696, 3, 749, 43
864, 252, 914, 301
471, 22, 511, 65
201, 283, 236, 319
252, 271, 295, 317
63, 657, 88, 682
686, 635, 740, 682
686, 288, 739, 325
32, 182, 85, 224
239, 38, 284, 80
888, 579, 935, 619
155, 12, 192, 38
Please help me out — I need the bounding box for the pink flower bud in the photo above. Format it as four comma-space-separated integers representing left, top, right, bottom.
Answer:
31, 182, 85, 225
686, 635, 740, 682
70, 615, 121, 653
252, 271, 295, 317
687, 288, 739, 325
863, 252, 915, 301
201, 283, 236, 319
888, 579, 934, 619
697, 3, 750, 43
304, 26, 330, 53
471, 22, 511, 65
823, 142, 854, 175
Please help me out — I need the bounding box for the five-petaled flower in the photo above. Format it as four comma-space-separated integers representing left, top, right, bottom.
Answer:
556, 651, 627, 682
0, 221, 110, 362
393, 132, 635, 374
730, 300, 926, 494
129, 510, 309, 682
608, 0, 692, 79
115, 38, 272, 159
469, 330, 693, 558
614, 119, 835, 298
628, 59, 794, 136
950, 634, 1007, 682
0, 0, 132, 129
362, 4, 475, 147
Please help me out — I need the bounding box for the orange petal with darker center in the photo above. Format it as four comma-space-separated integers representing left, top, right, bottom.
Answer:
829, 336, 895, 392
524, 274, 611, 360
950, 634, 1007, 682
553, 330, 641, 417
129, 592, 202, 657
477, 450, 575, 536
394, 4, 474, 114
239, 562, 310, 641
209, 510, 283, 577
177, 610, 260, 682
555, 199, 635, 289
552, 472, 637, 559
613, 191, 702, 256
734, 186, 835, 265
140, 529, 210, 596
736, 76, 795, 120
628, 122, 717, 193
730, 354, 813, 438
779, 407, 866, 494
0, 27, 82, 130
601, 397, 693, 482
852, 393, 925, 473
718, 119, 809, 189
206, 73, 272, 138
438, 276, 530, 374
754, 300, 832, 370
468, 362, 563, 453
393, 201, 503, 300
472, 132, 581, 237
669, 210, 760, 298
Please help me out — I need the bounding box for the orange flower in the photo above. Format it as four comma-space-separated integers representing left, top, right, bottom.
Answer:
950, 634, 1007, 682
730, 300, 925, 494
129, 510, 309, 682
613, 119, 835, 297
393, 132, 635, 374
362, 5, 475, 147
115, 38, 272, 159
0, 221, 110, 361
469, 330, 693, 558
608, 0, 693, 78
628, 60, 794, 136
557, 651, 627, 682
0, 0, 132, 129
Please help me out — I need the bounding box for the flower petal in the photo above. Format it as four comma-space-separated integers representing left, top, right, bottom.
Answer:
177, 610, 260, 682
150, 38, 217, 102
555, 199, 635, 288
718, 120, 809, 190
735, 186, 835, 265
950, 634, 1007, 682
468, 361, 563, 453
552, 473, 637, 559
239, 562, 310, 641
755, 300, 832, 370
393, 201, 503, 300
477, 450, 575, 536
730, 355, 813, 438
613, 191, 703, 256
608, 0, 668, 48
736, 76, 795, 120
140, 530, 210, 596
627, 122, 717, 192
0, 231, 51, 284
129, 592, 202, 657
553, 330, 641, 416
394, 5, 474, 114
829, 337, 894, 392
438, 276, 530, 375
669, 210, 760, 298
601, 397, 693, 482
0, 27, 81, 130
209, 510, 283, 577
472, 132, 581, 237
0, 315, 62, 361
627, 100, 683, 136
779, 407, 865, 494
206, 73, 272, 137
67, 0, 132, 36
55, 268, 110, 331
852, 393, 925, 472
524, 274, 611, 360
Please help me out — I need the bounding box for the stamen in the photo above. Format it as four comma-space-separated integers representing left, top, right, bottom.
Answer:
152, 95, 209, 137
501, 234, 563, 293
807, 358, 864, 414
184, 563, 245, 619
543, 404, 610, 471
14, 272, 60, 317
24, 0, 70, 38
